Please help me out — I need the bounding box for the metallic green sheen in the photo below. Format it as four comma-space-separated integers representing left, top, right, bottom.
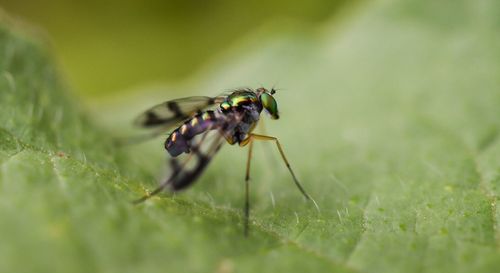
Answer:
260, 93, 279, 119
228, 92, 258, 107
220, 101, 231, 111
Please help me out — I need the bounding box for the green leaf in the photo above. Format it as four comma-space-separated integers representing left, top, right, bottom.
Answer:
1, 0, 500, 272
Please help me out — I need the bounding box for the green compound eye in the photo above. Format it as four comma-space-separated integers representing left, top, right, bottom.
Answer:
260, 92, 279, 119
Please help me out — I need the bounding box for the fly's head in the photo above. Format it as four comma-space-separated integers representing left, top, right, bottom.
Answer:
256, 87, 279, 120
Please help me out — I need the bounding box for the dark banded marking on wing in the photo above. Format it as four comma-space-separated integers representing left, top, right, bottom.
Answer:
134, 96, 226, 128
168, 135, 225, 191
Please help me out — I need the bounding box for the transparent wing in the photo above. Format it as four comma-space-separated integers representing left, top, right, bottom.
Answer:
134, 95, 226, 129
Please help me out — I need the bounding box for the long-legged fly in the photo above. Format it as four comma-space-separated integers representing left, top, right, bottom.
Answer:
133, 87, 317, 235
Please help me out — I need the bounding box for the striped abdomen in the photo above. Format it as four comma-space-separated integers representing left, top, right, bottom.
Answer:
165, 111, 221, 157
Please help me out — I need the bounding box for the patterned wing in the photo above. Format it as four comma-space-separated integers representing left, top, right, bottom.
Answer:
134, 95, 226, 128
167, 130, 226, 191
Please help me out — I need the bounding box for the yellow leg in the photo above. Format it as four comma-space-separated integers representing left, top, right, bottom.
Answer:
244, 139, 253, 236
241, 133, 319, 211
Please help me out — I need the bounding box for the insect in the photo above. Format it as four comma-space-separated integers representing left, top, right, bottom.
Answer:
133, 87, 317, 235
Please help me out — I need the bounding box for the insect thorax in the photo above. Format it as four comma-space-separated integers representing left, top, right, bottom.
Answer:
220, 91, 262, 144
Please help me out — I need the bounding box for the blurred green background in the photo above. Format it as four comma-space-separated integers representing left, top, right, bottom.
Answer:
1, 0, 500, 272
0, 0, 354, 97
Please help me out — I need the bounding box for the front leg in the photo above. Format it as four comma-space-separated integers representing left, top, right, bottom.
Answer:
241, 137, 254, 236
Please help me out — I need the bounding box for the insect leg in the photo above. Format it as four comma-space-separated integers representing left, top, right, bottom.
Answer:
244, 138, 254, 236
244, 133, 320, 211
